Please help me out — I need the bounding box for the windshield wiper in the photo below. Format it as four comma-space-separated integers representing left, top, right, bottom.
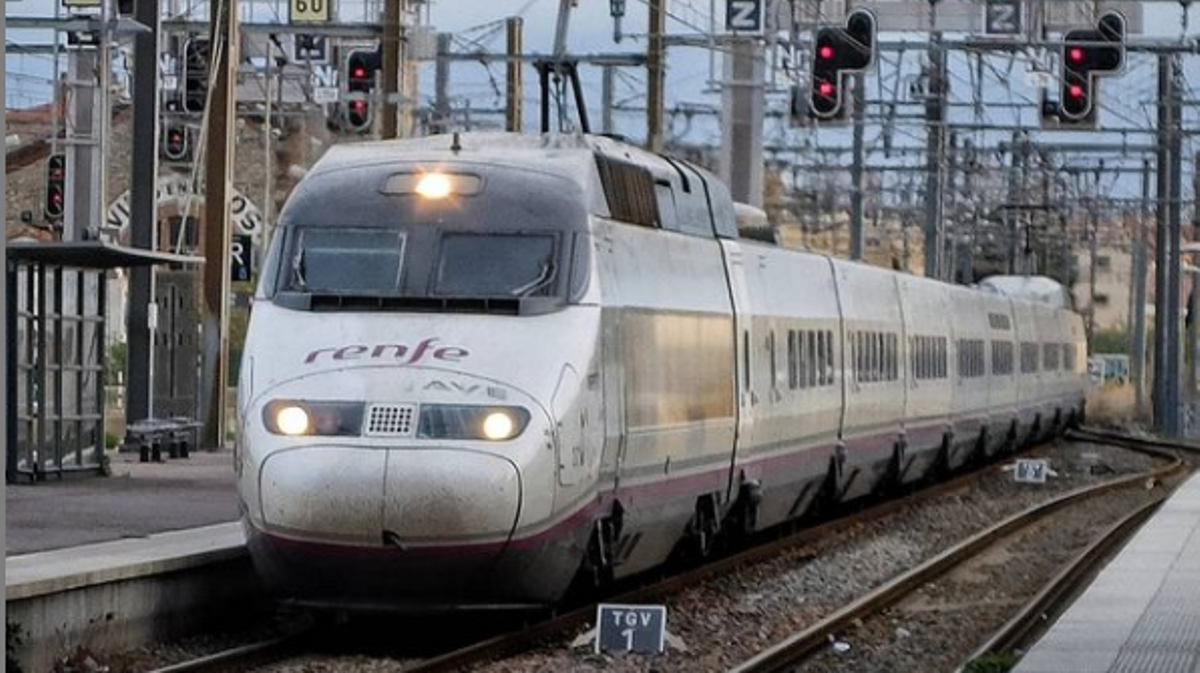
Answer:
512, 260, 556, 297
291, 247, 307, 291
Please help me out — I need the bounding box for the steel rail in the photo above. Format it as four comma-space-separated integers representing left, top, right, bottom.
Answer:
1071, 426, 1200, 456
961, 495, 1167, 668
727, 441, 1184, 673
144, 630, 310, 673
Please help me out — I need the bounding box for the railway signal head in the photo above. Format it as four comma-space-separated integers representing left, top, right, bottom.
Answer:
162, 123, 191, 163
807, 9, 876, 121
344, 49, 376, 133
1058, 12, 1125, 122
183, 38, 211, 114
45, 153, 66, 221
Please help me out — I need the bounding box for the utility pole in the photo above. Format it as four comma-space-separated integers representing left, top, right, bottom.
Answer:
646, 0, 665, 152
506, 17, 523, 132
200, 0, 238, 449
922, 34, 945, 279
261, 38, 274, 262
126, 0, 160, 426
1192, 152, 1200, 407
849, 74, 866, 261
1087, 203, 1098, 349
64, 50, 101, 243
1153, 54, 1179, 437
1166, 55, 1185, 435
433, 33, 452, 134
601, 64, 615, 135
1132, 158, 1150, 419
380, 0, 401, 139
960, 140, 977, 283
1003, 132, 1022, 274
944, 132, 959, 280
719, 37, 765, 207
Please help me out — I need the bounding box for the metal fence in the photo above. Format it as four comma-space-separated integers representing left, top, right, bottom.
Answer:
7, 261, 107, 481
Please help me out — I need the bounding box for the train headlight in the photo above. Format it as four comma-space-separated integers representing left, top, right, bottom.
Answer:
263, 400, 365, 436
418, 405, 531, 441
275, 405, 310, 436
482, 412, 516, 440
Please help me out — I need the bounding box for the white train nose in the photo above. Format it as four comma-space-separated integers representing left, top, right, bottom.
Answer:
258, 445, 521, 546
381, 448, 521, 542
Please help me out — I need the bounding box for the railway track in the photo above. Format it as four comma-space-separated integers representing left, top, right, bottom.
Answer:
146, 429, 1192, 673
728, 430, 1191, 673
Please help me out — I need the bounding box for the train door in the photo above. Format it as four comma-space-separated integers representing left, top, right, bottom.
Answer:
720, 239, 759, 498
595, 220, 628, 498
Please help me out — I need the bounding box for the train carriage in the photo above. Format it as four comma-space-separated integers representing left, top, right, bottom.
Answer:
237, 132, 1086, 611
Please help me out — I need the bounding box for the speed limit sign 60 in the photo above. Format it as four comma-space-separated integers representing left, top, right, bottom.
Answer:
290, 0, 330, 24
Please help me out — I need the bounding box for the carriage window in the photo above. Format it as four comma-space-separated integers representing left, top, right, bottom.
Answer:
435, 234, 558, 297
1044, 343, 1060, 371
1062, 343, 1076, 371
1021, 343, 1039, 373
992, 341, 1014, 376
285, 228, 405, 293
768, 331, 778, 391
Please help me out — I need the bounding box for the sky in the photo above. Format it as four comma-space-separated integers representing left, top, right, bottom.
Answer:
6, 0, 1199, 201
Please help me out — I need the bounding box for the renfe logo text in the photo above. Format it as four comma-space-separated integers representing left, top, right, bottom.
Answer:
304, 338, 469, 365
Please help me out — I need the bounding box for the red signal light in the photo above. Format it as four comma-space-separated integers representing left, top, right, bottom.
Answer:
1068, 84, 1084, 99
818, 81, 836, 97
819, 45, 835, 60
352, 67, 366, 78
1068, 47, 1085, 64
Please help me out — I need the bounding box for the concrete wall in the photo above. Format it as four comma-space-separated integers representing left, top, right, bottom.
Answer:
7, 553, 264, 672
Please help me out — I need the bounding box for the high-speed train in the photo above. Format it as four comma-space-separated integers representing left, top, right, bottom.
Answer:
236, 133, 1087, 612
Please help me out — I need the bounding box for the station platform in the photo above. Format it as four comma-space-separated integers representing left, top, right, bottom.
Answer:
1014, 471, 1200, 673
5, 452, 252, 672
5, 449, 240, 556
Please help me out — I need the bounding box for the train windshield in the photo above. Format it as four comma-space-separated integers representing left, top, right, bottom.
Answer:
435, 234, 557, 297
271, 226, 573, 303
286, 228, 406, 293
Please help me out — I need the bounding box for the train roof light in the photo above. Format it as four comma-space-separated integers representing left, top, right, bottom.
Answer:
383, 171, 483, 198
415, 172, 454, 199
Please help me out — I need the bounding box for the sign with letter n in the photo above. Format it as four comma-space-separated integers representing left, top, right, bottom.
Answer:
595, 604, 667, 654
726, 0, 763, 33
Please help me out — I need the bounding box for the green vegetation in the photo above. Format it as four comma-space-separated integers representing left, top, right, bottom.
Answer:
1092, 327, 1130, 355
7, 621, 24, 673
963, 652, 1019, 673
104, 342, 127, 385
